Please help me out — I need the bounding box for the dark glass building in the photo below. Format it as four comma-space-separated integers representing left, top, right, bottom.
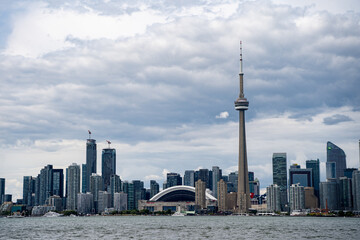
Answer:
53, 169, 64, 197
306, 159, 320, 200
184, 170, 195, 187
81, 164, 87, 193
289, 164, 312, 187
272, 153, 287, 211
327, 141, 346, 179
23, 176, 35, 206
150, 180, 159, 198
102, 148, 116, 191
0, 178, 5, 204
164, 173, 182, 189
86, 139, 97, 193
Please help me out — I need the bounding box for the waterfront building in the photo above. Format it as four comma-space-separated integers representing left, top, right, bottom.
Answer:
98, 191, 111, 214
195, 179, 206, 209
289, 183, 305, 212
34, 175, 40, 206
339, 177, 352, 210
217, 179, 227, 212
272, 153, 287, 211
150, 180, 159, 198
289, 164, 312, 187
86, 137, 97, 193
133, 180, 146, 210
164, 173, 182, 189
306, 159, 320, 200
114, 192, 128, 211
352, 170, 360, 211
102, 147, 116, 191
320, 179, 339, 210
0, 178, 5, 204
327, 141, 346, 179
66, 163, 80, 210
52, 169, 64, 198
123, 182, 134, 210
266, 184, 281, 212
49, 195, 63, 211
77, 192, 94, 214
304, 187, 318, 210
81, 164, 87, 193
4, 194, 12, 202
212, 166, 222, 198
23, 176, 35, 206
39, 164, 53, 205
184, 170, 195, 187
90, 173, 103, 212
109, 174, 121, 207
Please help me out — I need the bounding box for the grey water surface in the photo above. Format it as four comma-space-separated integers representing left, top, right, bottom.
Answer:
1, 215, 359, 239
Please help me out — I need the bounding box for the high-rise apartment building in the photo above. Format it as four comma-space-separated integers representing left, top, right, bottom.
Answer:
339, 177, 352, 210
77, 192, 94, 214
86, 138, 97, 193
0, 178, 5, 204
212, 166, 222, 198
109, 174, 121, 207
114, 192, 127, 212
289, 183, 305, 212
52, 169, 64, 198
133, 180, 146, 210
150, 180, 159, 198
98, 191, 111, 214
327, 141, 346, 179
196, 169, 209, 189
184, 170, 195, 187
267, 184, 281, 212
195, 179, 206, 209
228, 172, 238, 193
102, 148, 116, 191
217, 179, 227, 212
320, 179, 339, 210
39, 164, 53, 205
23, 176, 35, 206
123, 182, 134, 210
81, 164, 87, 193
304, 187, 318, 209
66, 163, 80, 210
306, 159, 320, 200
164, 173, 182, 189
272, 153, 287, 211
352, 170, 360, 211
90, 173, 103, 212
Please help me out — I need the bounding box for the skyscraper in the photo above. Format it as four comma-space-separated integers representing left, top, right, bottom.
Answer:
102, 147, 116, 191
217, 179, 227, 212
81, 164, 87, 193
267, 184, 281, 212
289, 183, 305, 212
133, 180, 146, 210
320, 179, 339, 210
272, 153, 287, 211
289, 164, 312, 187
352, 170, 360, 211
306, 159, 320, 200
66, 163, 80, 210
109, 174, 121, 207
150, 180, 159, 198
327, 141, 346, 179
77, 192, 94, 215
235, 42, 250, 213
86, 136, 97, 193
212, 166, 222, 198
0, 178, 5, 204
23, 176, 35, 206
196, 169, 210, 189
52, 169, 64, 198
164, 173, 182, 189
195, 179, 206, 209
184, 170, 195, 187
90, 173, 103, 212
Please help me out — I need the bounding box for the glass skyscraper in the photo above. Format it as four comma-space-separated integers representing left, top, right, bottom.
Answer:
0, 178, 5, 204
272, 153, 287, 211
184, 170, 195, 187
306, 159, 320, 200
327, 141, 346, 179
52, 169, 64, 198
102, 148, 116, 191
66, 163, 80, 210
86, 138, 97, 193
212, 166, 222, 198
150, 180, 159, 198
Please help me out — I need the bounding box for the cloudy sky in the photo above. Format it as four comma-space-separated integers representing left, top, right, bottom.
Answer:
0, 0, 359, 200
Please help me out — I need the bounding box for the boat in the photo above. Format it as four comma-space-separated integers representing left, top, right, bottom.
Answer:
7, 213, 24, 218
172, 211, 185, 217
43, 211, 63, 217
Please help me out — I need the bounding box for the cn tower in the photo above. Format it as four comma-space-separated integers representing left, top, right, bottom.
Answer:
235, 41, 250, 213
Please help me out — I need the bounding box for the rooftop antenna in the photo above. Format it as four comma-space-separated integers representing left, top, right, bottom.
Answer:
88, 130, 92, 139
106, 140, 111, 149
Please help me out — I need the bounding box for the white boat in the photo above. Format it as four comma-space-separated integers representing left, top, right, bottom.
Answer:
172, 211, 185, 217
43, 211, 63, 217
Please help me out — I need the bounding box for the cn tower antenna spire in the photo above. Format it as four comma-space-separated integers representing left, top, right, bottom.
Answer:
240, 41, 243, 74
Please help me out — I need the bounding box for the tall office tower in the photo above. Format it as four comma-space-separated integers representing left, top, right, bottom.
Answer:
90, 173, 103, 212
34, 175, 40, 206
164, 173, 182, 189
98, 191, 111, 214
320, 179, 339, 210
344, 168, 357, 178
266, 184, 281, 212
0, 178, 5, 204
352, 170, 360, 210
272, 153, 287, 211
208, 170, 213, 191
23, 176, 35, 206
150, 180, 159, 198
228, 172, 238, 193
326, 162, 336, 179
52, 169, 64, 198
234, 42, 250, 213
123, 182, 134, 210
339, 177, 352, 210
39, 165, 53, 205
49, 195, 63, 211
114, 192, 128, 212
327, 141, 346, 179
289, 164, 313, 187
66, 163, 80, 210
86, 136, 97, 193
197, 169, 210, 189
81, 164, 87, 193
306, 159, 320, 200
289, 183, 305, 212
109, 174, 121, 207
195, 179, 206, 209
184, 170, 195, 187
77, 192, 94, 215
133, 180, 146, 210
304, 187, 318, 209
102, 146, 116, 191
217, 179, 227, 212
212, 166, 222, 198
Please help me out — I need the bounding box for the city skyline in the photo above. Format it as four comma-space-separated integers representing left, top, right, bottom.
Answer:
0, 0, 360, 200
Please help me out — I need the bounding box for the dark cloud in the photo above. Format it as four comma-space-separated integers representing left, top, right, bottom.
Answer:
323, 114, 353, 125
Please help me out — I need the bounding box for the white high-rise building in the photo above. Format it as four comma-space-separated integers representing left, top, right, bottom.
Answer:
66, 163, 80, 210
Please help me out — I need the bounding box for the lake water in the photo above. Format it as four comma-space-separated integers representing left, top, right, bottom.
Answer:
1, 216, 359, 239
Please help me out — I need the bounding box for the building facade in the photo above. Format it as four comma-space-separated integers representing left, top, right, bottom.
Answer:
327, 141, 346, 179
66, 163, 80, 210
217, 179, 227, 212
212, 166, 222, 198
195, 180, 206, 209
102, 148, 116, 191
306, 159, 320, 200
150, 180, 159, 198
86, 138, 97, 193
184, 170, 195, 187
272, 153, 287, 211
267, 184, 281, 212
289, 183, 305, 212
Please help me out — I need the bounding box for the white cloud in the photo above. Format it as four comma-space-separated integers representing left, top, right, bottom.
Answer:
216, 111, 229, 119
